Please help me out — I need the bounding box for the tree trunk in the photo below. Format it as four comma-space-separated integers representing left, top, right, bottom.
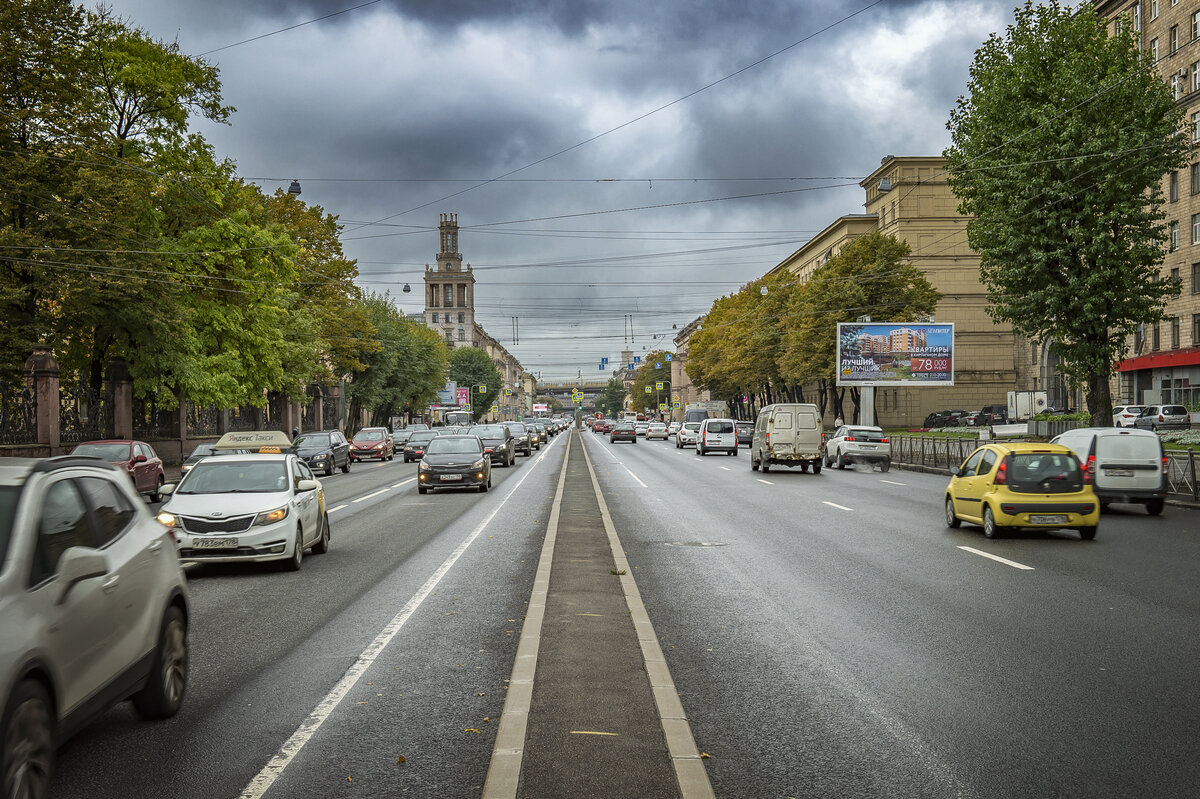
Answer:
849, 387, 861, 424
1085, 370, 1112, 427
816, 379, 829, 419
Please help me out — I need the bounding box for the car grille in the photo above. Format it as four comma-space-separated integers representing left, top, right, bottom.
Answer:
182, 515, 255, 534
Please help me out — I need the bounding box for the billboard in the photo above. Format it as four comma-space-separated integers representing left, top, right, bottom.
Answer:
533, 403, 548, 412
836, 322, 954, 386
455, 387, 471, 406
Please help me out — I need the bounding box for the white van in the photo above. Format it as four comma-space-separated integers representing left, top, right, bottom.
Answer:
750, 403, 824, 474
696, 418, 738, 456
1049, 427, 1167, 514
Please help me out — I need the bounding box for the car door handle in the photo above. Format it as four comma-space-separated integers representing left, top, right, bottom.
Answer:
147, 539, 163, 553
102, 575, 120, 592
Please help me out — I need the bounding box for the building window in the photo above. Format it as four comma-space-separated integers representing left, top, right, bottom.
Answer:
1133, 2, 1141, 32
457, 284, 467, 307
1193, 11, 1200, 41
458, 312, 465, 323
1193, 63, 1200, 93
1153, 323, 1161, 350
432, 312, 438, 323
1170, 171, 1179, 201
1193, 262, 1200, 292
458, 328, 465, 341
1153, 0, 1160, 18
1170, 221, 1179, 251
1171, 267, 1180, 289
1151, 38, 1159, 62
1172, 73, 1182, 99
1171, 318, 1180, 349
1170, 25, 1179, 54
444, 285, 454, 307
1193, 313, 1200, 344
1192, 212, 1200, 243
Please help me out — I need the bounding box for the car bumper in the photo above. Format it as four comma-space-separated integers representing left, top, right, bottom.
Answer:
177, 519, 296, 563
419, 467, 489, 488
991, 501, 1099, 528
351, 449, 388, 460
844, 446, 891, 463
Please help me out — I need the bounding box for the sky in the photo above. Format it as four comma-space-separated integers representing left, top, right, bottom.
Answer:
94, 0, 1021, 382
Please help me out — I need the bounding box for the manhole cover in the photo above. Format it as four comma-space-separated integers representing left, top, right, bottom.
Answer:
665, 541, 728, 547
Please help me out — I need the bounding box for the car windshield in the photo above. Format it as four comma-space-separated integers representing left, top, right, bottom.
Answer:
294, 434, 331, 447
469, 425, 504, 438
188, 444, 217, 458
426, 438, 482, 455
0, 485, 20, 569
73, 443, 131, 460
407, 432, 436, 444
355, 430, 385, 441
508, 424, 527, 435
178, 460, 290, 494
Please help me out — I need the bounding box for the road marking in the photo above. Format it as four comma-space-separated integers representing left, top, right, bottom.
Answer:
756, 479, 774, 485
353, 488, 390, 503
570, 730, 619, 736
881, 479, 907, 486
392, 478, 416, 488
719, 466, 731, 471
957, 546, 1034, 571
327, 504, 348, 513
823, 501, 853, 511
240, 443, 550, 799
622, 464, 647, 488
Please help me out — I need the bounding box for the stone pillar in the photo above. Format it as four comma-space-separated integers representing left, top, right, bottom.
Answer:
106, 358, 134, 440
329, 382, 345, 432
24, 345, 60, 453
289, 399, 302, 435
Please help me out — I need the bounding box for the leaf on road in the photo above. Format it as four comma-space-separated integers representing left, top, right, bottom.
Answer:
396, 756, 406, 764
464, 728, 482, 733
700, 752, 711, 759
476, 692, 486, 697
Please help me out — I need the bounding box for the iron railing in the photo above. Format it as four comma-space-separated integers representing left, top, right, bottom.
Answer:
1166, 449, 1198, 501
59, 382, 113, 444
133, 395, 176, 439
187, 403, 221, 438
0, 381, 37, 445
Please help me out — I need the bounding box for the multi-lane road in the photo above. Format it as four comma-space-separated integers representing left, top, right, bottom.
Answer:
48, 427, 1200, 798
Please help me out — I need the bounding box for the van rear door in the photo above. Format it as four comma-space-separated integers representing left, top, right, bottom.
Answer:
769, 410, 795, 448
1095, 433, 1163, 492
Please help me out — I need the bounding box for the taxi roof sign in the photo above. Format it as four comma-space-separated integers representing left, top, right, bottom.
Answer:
213, 430, 293, 452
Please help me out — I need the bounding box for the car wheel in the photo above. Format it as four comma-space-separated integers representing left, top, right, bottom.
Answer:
811, 463, 822, 475
1078, 526, 1097, 541
760, 455, 771, 473
751, 454, 759, 471
1151, 424, 1158, 431
945, 497, 961, 528
982, 506, 998, 538
283, 526, 304, 571
132, 605, 188, 719
730, 448, 737, 456
343, 459, 351, 473
697, 446, 705, 456
325, 461, 335, 477
2, 679, 54, 799
836, 449, 847, 470
1145, 498, 1164, 516
312, 513, 331, 554
880, 458, 891, 473
148, 475, 164, 503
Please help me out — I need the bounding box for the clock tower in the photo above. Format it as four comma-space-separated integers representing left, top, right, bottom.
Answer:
423, 213, 477, 348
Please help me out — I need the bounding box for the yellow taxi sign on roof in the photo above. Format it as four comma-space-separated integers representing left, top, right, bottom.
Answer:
213, 430, 292, 452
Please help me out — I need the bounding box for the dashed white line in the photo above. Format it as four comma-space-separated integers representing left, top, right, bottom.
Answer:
756, 479, 774, 485
392, 478, 416, 488
622, 464, 647, 488
881, 479, 907, 486
823, 501, 853, 511
327, 504, 348, 513
957, 546, 1034, 571
352, 488, 390, 503
719, 466, 731, 471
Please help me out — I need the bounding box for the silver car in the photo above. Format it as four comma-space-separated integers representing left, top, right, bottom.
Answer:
1, 457, 189, 798
1132, 404, 1190, 431
676, 422, 702, 448
157, 452, 329, 570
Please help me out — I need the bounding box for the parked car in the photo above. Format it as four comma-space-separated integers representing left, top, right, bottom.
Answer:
70, 440, 166, 502
403, 431, 438, 462
646, 422, 669, 440
292, 430, 351, 476
978, 404, 1009, 425
696, 418, 737, 456
504, 422, 533, 456
825, 425, 891, 471
0, 456, 190, 799
944, 442, 1099, 540
610, 422, 637, 443
676, 422, 702, 448
1050, 427, 1168, 515
468, 423, 516, 467
750, 404, 823, 473
735, 421, 754, 445
923, 410, 955, 429
180, 443, 250, 476
417, 435, 492, 494
158, 435, 330, 569
1112, 405, 1145, 428
350, 427, 394, 461
1133, 404, 1190, 431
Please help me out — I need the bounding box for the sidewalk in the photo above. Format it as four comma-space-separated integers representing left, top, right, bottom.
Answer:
484, 431, 711, 798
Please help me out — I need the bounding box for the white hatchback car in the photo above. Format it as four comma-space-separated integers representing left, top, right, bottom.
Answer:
1111, 405, 1144, 428
676, 422, 702, 448
1, 457, 189, 798
157, 452, 329, 570
646, 422, 669, 440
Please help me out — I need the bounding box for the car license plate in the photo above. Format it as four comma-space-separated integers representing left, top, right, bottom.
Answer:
1029, 514, 1067, 524
440, 474, 462, 481
192, 537, 238, 549
1105, 469, 1133, 477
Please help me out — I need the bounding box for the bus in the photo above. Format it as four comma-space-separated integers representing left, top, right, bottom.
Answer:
443, 409, 473, 427
621, 411, 639, 423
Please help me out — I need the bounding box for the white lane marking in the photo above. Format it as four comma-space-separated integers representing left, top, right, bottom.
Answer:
823, 501, 853, 511
327, 504, 348, 513
719, 466, 731, 472
352, 488, 390, 503
584, 430, 646, 487
756, 479, 774, 485
622, 464, 647, 488
239, 442, 552, 799
881, 479, 907, 486
957, 546, 1034, 571
392, 478, 416, 488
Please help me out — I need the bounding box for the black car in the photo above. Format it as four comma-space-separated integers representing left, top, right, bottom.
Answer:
979, 404, 1008, 425
179, 443, 250, 476
504, 422, 533, 456
403, 431, 438, 462
292, 430, 351, 476
417, 435, 492, 493
468, 423, 516, 467
924, 410, 962, 429
735, 421, 754, 445
610, 422, 637, 443
391, 429, 414, 448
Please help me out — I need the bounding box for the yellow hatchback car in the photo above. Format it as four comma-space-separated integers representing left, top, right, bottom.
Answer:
945, 442, 1100, 540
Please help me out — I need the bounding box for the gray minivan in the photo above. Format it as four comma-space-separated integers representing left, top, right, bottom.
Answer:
750, 403, 824, 474
1049, 427, 1167, 515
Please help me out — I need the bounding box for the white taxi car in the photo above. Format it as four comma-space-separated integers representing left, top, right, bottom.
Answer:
156, 432, 329, 570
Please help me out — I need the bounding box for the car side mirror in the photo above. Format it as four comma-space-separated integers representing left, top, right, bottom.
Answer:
949, 466, 961, 477
297, 479, 320, 492
159, 483, 176, 496
56, 548, 108, 605
134, 454, 148, 463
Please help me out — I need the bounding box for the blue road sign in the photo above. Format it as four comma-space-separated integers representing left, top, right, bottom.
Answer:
634, 356, 642, 364
665, 353, 673, 361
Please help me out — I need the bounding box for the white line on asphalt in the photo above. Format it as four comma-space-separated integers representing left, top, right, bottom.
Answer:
823, 501, 853, 511
881, 479, 907, 486
719, 466, 731, 471
957, 546, 1034, 571
392, 478, 416, 488
352, 488, 390, 503
239, 441, 551, 799
622, 464, 647, 488
756, 479, 774, 485
327, 504, 348, 513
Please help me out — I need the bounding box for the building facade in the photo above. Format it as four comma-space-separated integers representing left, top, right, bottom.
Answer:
669, 318, 710, 421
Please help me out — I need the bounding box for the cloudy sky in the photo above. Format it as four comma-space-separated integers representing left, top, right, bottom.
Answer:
97, 0, 1019, 382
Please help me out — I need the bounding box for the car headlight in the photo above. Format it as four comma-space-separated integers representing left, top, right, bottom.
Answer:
252, 506, 289, 526
156, 511, 180, 528
472, 459, 486, 469
419, 461, 430, 471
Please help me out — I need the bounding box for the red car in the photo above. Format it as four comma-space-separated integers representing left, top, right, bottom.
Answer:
350, 427, 395, 461
71, 439, 166, 501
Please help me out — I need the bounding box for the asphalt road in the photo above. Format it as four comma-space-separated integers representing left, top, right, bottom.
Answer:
47, 428, 1200, 798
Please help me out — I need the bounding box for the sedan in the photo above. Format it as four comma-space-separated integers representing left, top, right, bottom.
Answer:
71, 439, 166, 502
735, 421, 754, 445
403, 431, 438, 462
610, 422, 637, 443
1112, 405, 1144, 428
646, 422, 669, 440
667, 421, 682, 437
180, 443, 250, 476
633, 421, 650, 437
418, 435, 492, 493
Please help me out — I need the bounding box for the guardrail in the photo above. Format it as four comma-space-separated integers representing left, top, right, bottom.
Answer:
889, 435, 1198, 502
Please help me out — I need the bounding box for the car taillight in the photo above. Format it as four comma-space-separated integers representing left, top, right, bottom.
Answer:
880, 437, 889, 444
994, 455, 1010, 485
1162, 455, 1169, 476
845, 436, 856, 442
1159, 414, 1165, 422
1082, 454, 1095, 485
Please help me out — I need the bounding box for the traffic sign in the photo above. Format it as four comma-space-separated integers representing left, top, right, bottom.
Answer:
665, 353, 673, 361
634, 356, 642, 364
504, 388, 512, 395
644, 386, 651, 393
672, 401, 680, 409
655, 362, 662, 369
601, 357, 608, 365
658, 403, 667, 411
655, 381, 663, 390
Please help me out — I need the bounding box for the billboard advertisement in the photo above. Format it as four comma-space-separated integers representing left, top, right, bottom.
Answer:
533, 403, 548, 412
836, 322, 954, 386
455, 387, 471, 406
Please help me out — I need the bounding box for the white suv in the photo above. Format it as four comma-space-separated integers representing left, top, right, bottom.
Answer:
1, 457, 189, 798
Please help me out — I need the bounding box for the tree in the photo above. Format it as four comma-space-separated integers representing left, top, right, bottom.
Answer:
596, 377, 627, 417
629, 350, 671, 416
447, 347, 502, 422
944, 0, 1190, 425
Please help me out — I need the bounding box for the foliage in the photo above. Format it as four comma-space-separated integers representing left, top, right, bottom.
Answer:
944, 0, 1191, 426
447, 347, 502, 422
629, 350, 671, 414
596, 377, 627, 417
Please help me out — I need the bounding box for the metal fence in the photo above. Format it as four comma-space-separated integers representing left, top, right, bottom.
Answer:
1166, 449, 1198, 501
59, 383, 113, 445
0, 380, 37, 445
186, 403, 221, 438
133, 395, 176, 440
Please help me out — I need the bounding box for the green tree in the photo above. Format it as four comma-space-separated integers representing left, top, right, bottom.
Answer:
447, 347, 502, 422
596, 377, 627, 417
630, 350, 671, 416
944, 0, 1190, 425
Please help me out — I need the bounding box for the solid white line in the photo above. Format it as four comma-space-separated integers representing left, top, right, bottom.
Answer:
881, 479, 907, 486
756, 479, 774, 485
823, 501, 853, 511
957, 546, 1035, 571
239, 443, 551, 799
327, 504, 348, 513
622, 464, 648, 488
392, 478, 416, 488
352, 488, 389, 503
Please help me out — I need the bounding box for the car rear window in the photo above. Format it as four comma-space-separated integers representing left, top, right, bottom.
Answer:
706, 421, 734, 433
1164, 406, 1187, 415
1097, 435, 1161, 460
1007, 453, 1083, 494
846, 427, 885, 441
